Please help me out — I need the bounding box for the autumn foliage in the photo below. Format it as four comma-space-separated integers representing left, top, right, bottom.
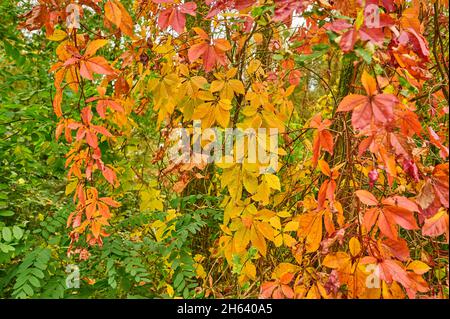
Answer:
9, 0, 449, 299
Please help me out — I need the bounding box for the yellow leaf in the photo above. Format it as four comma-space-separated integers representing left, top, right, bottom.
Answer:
407, 260, 431, 275
273, 231, 283, 247
210, 80, 225, 92
224, 204, 243, 225
284, 221, 299, 232
65, 180, 78, 195
197, 90, 215, 101
349, 237, 361, 257
221, 165, 242, 200
247, 59, 263, 75
243, 170, 258, 194
355, 8, 365, 30
285, 85, 295, 97
252, 180, 270, 205
243, 262, 256, 280
263, 174, 281, 191
233, 226, 250, 252
218, 99, 232, 111
269, 216, 282, 230
166, 209, 178, 222
262, 111, 285, 133
191, 76, 208, 89
192, 102, 212, 119
215, 106, 230, 128
273, 263, 298, 279
251, 227, 266, 256
229, 79, 245, 95
318, 160, 331, 177
255, 221, 274, 241
277, 210, 292, 218
305, 216, 322, 253
297, 211, 323, 253
306, 285, 321, 299
195, 264, 206, 279
225, 67, 238, 78
283, 233, 297, 247
47, 29, 67, 41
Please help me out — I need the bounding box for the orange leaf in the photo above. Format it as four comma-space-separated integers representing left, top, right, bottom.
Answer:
86, 56, 115, 76
188, 42, 209, 62
53, 89, 63, 117
318, 160, 331, 177
363, 207, 380, 231
378, 210, 398, 240
105, 0, 122, 27
422, 210, 449, 241
361, 70, 377, 96
384, 206, 418, 231
214, 39, 231, 52
355, 190, 378, 206
85, 39, 108, 58
407, 260, 430, 275
337, 94, 367, 112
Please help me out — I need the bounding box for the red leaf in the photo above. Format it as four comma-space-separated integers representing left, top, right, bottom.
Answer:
288, 69, 301, 86
340, 28, 357, 52
371, 94, 397, 123
80, 61, 93, 80
359, 27, 385, 46
180, 2, 197, 15
325, 19, 353, 32
337, 73, 398, 130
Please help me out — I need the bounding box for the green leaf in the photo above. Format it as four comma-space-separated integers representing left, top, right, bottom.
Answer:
0, 242, 14, 253
294, 51, 325, 62
2, 227, 12, 242
12, 226, 23, 240
312, 44, 329, 51
173, 272, 184, 289
183, 286, 189, 298
273, 54, 284, 61
0, 210, 14, 217
28, 275, 41, 288
31, 268, 45, 279
355, 47, 372, 64
22, 283, 34, 296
